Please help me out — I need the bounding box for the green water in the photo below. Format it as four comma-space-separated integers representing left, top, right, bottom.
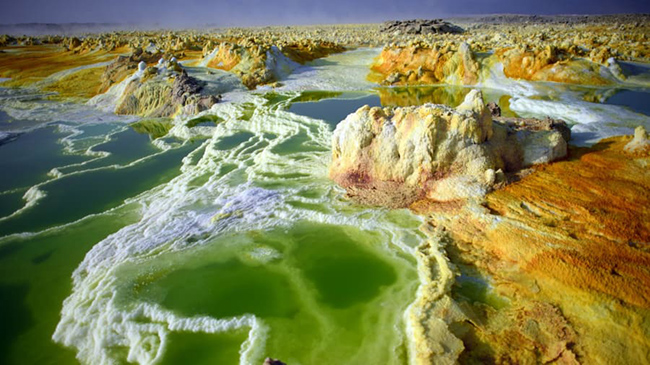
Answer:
0, 139, 197, 236
287, 87, 508, 128
289, 92, 381, 128
160, 330, 249, 365
0, 191, 23, 217
57, 127, 161, 174
0, 126, 91, 191
0, 204, 141, 365
118, 221, 417, 364
0, 123, 195, 364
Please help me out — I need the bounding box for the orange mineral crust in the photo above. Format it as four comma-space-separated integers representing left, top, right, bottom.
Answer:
495, 46, 612, 85
369, 42, 480, 86
422, 136, 650, 363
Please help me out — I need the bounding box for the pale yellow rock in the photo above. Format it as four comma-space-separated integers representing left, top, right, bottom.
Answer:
330, 90, 568, 205
624, 126, 650, 156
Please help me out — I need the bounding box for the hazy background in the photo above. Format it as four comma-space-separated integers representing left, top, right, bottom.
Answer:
1, 0, 649, 27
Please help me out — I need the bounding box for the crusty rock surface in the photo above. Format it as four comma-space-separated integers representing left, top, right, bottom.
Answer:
380, 19, 464, 35
2, 15, 649, 98
100, 50, 162, 93
115, 62, 220, 117
412, 134, 650, 364
329, 90, 568, 206
624, 126, 650, 156
201, 40, 345, 89
370, 41, 480, 86
370, 41, 636, 86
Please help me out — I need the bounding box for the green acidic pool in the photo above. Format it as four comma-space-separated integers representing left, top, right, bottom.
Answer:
116, 221, 417, 364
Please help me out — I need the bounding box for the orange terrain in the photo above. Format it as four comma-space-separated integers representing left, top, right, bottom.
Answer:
415, 136, 650, 363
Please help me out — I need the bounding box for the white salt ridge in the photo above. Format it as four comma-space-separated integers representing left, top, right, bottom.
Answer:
145, 42, 158, 54
276, 48, 381, 91
0, 87, 136, 127
54, 97, 424, 365
479, 62, 542, 97
196, 47, 219, 67
247, 246, 282, 263
0, 186, 47, 221
509, 96, 650, 145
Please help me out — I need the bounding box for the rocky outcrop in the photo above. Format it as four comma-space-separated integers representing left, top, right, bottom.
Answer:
496, 46, 615, 85
330, 94, 649, 364
492, 116, 571, 166
331, 94, 650, 363
0, 35, 16, 47
369, 41, 480, 86
377, 86, 471, 109
624, 126, 650, 156
115, 64, 220, 118
202, 39, 345, 89
380, 19, 464, 35
278, 40, 346, 63
370, 41, 632, 87
99, 50, 164, 94
205, 42, 276, 89
329, 90, 569, 207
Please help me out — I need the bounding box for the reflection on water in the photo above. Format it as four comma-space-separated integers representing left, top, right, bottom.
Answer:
377, 85, 471, 108
597, 88, 650, 116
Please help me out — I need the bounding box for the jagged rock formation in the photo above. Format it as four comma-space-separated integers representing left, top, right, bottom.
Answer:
624, 126, 650, 156
201, 40, 345, 89
495, 46, 615, 85
370, 41, 480, 86
377, 86, 471, 108
329, 90, 569, 207
115, 64, 220, 118
370, 41, 634, 86
99, 50, 164, 93
0, 34, 15, 47
203, 41, 277, 89
2, 16, 649, 98
380, 19, 464, 35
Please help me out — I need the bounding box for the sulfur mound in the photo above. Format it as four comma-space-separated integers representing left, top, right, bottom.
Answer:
370, 41, 480, 86
115, 60, 220, 118
201, 40, 346, 89
329, 90, 569, 207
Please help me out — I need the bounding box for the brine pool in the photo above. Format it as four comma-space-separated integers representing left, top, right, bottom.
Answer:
1, 81, 649, 365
